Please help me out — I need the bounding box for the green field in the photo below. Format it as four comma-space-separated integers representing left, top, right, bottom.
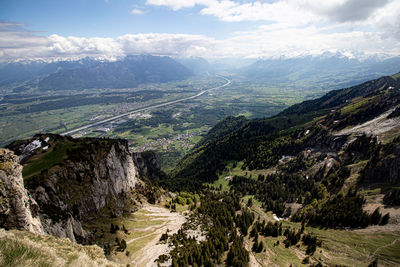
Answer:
0, 74, 332, 170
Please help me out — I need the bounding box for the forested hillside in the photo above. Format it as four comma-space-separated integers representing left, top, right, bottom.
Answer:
170, 74, 400, 189
164, 72, 400, 230
149, 72, 400, 266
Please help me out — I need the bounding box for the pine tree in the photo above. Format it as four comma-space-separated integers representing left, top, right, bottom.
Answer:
122, 224, 129, 234
252, 241, 258, 252
248, 197, 253, 207
120, 239, 127, 251
257, 241, 264, 253
370, 208, 382, 225
379, 213, 390, 225
368, 258, 378, 267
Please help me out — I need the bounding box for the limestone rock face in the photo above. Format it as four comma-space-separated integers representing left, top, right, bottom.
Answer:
41, 215, 88, 243
133, 151, 164, 181
24, 139, 138, 244
0, 149, 44, 234
4, 135, 146, 244
3, 134, 164, 244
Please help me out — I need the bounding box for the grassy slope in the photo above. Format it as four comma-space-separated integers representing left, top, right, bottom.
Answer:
0, 229, 120, 267
83, 200, 189, 266
83, 208, 164, 265
207, 168, 400, 266
392, 72, 400, 79
245, 204, 400, 266
22, 140, 76, 178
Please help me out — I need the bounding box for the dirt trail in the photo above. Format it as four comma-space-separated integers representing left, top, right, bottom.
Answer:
243, 236, 262, 267
373, 237, 400, 256
130, 205, 186, 267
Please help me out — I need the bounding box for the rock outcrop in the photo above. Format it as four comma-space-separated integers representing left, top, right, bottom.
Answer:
0, 149, 43, 234
3, 134, 146, 244
2, 134, 165, 244
133, 151, 165, 181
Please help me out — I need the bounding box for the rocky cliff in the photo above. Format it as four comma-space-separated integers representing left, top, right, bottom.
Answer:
0, 149, 43, 234
2, 134, 160, 244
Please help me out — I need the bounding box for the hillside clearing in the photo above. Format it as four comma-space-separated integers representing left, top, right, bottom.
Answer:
127, 205, 186, 267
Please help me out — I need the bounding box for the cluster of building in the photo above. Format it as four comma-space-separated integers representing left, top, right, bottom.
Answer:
130, 129, 206, 152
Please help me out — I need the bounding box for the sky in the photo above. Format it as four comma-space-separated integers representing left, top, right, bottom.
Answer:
0, 0, 399, 61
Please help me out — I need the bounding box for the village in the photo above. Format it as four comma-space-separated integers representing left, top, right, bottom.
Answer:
129, 129, 207, 153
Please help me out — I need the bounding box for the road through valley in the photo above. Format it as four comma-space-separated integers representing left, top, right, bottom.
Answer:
61, 75, 231, 136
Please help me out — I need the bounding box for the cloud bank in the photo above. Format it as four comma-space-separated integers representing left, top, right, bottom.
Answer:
146, 0, 393, 24
1, 0, 400, 61
0, 23, 218, 61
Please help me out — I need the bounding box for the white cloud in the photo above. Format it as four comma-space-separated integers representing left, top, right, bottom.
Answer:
298, 0, 392, 23
145, 0, 214, 11
47, 35, 123, 56
130, 8, 145, 15
200, 1, 317, 25
145, 0, 394, 25
1, 1, 398, 62
117, 33, 216, 57
146, 0, 317, 25
367, 0, 400, 40
140, 0, 400, 58
1, 14, 400, 62
223, 25, 400, 59
0, 22, 218, 61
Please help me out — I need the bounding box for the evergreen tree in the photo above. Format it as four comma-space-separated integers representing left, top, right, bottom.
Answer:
379, 213, 390, 225
248, 197, 253, 207
370, 208, 382, 225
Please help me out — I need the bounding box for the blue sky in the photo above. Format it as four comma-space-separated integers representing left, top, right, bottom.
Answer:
1, 0, 254, 38
0, 0, 399, 61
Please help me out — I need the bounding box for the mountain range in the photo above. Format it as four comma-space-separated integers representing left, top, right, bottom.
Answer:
241, 54, 400, 89
0, 55, 193, 92
2, 53, 400, 94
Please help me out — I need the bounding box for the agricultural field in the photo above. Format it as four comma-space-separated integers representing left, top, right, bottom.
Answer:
0, 76, 218, 145
0, 74, 329, 170
93, 78, 325, 170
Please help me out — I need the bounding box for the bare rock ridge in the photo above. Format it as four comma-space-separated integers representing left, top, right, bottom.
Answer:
0, 149, 44, 234
1, 134, 159, 244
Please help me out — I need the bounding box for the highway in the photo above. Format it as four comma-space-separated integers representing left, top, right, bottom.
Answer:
61, 75, 231, 136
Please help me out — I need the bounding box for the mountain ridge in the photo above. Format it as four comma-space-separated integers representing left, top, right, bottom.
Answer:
241, 55, 400, 90
0, 55, 193, 92
168, 72, 400, 191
